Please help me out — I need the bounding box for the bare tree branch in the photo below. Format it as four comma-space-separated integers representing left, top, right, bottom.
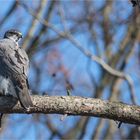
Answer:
1, 95, 140, 125
17, 1, 137, 105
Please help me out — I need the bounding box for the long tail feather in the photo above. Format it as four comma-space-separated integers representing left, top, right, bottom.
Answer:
16, 86, 33, 110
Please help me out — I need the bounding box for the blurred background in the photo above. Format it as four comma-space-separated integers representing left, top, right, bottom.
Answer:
0, 0, 140, 139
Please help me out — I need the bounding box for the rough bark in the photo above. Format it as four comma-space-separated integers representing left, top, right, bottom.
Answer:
0, 95, 139, 125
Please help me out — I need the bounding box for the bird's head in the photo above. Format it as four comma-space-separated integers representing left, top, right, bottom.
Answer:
4, 29, 22, 42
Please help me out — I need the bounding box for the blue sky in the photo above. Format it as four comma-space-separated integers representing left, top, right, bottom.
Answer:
0, 0, 138, 139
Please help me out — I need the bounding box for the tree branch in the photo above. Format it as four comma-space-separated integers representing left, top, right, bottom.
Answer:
17, 2, 137, 105
0, 95, 140, 125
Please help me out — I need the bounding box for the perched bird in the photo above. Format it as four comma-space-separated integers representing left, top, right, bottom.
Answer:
0, 29, 33, 110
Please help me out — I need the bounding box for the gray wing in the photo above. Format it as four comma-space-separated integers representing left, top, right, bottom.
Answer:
0, 39, 29, 77
0, 39, 33, 109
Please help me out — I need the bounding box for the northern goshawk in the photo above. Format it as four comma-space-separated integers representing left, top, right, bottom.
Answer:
0, 29, 33, 110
